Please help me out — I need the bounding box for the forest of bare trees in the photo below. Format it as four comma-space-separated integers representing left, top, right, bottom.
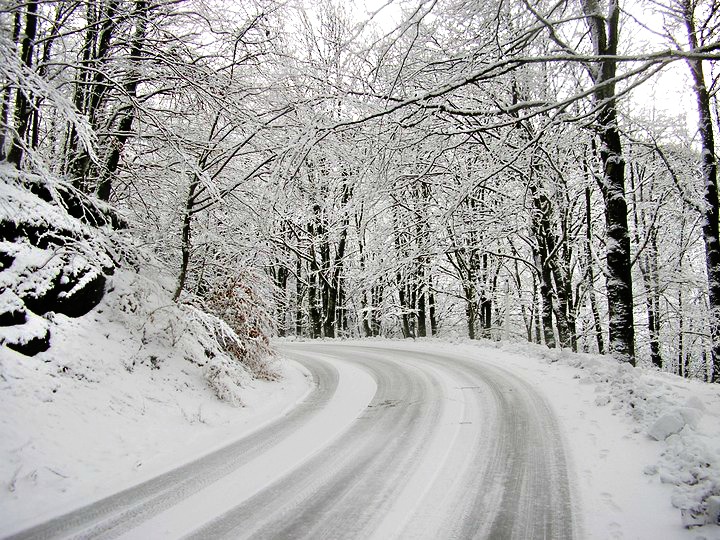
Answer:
3, 0, 720, 381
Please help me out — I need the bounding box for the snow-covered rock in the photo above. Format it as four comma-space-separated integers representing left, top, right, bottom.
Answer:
648, 411, 690, 441
0, 170, 118, 356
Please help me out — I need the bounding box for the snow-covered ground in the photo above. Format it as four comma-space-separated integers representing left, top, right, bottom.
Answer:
325, 338, 720, 539
0, 269, 312, 536
3, 325, 720, 538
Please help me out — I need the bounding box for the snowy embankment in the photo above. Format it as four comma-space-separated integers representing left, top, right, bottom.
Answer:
0, 278, 311, 535
0, 170, 312, 535
364, 338, 720, 539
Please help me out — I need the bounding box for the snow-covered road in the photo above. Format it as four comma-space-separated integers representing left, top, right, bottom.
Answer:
6, 342, 576, 539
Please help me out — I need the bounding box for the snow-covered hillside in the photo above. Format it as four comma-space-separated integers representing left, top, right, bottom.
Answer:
0, 170, 304, 534
0, 266, 311, 534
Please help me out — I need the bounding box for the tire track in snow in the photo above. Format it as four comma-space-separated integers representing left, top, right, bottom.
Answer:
5, 342, 575, 540
186, 343, 574, 540
186, 348, 445, 539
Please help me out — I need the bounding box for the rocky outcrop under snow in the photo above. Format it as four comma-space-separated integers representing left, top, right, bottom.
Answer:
0, 167, 125, 355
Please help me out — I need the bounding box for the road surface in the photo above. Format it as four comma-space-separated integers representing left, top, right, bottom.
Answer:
5, 342, 576, 539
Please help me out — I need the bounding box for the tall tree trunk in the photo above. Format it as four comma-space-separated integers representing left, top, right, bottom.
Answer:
97, 0, 149, 201
479, 253, 493, 338
549, 259, 573, 349
7, 0, 37, 168
408, 284, 418, 337
584, 186, 606, 355
417, 280, 427, 338
530, 276, 541, 344
295, 258, 304, 336
530, 184, 557, 348
397, 277, 411, 338
308, 260, 322, 339
536, 252, 556, 348
358, 236, 373, 337
173, 177, 198, 301
0, 6, 21, 160
320, 244, 333, 338
274, 265, 288, 337
684, 3, 720, 382
465, 282, 477, 340
428, 281, 438, 335
369, 285, 381, 336
583, 0, 635, 364
645, 234, 663, 369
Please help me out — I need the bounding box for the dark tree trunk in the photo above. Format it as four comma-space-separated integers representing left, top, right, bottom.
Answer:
97, 0, 149, 201
308, 264, 322, 339
537, 255, 556, 348
173, 177, 198, 301
357, 210, 383, 337
373, 285, 383, 336
417, 285, 427, 338
530, 186, 557, 348
320, 243, 333, 338
428, 284, 438, 335
584, 186, 606, 355
295, 258, 304, 336
361, 297, 373, 337
550, 260, 573, 349
7, 0, 37, 168
465, 283, 477, 340
274, 265, 288, 337
479, 253, 493, 338
684, 4, 720, 382
398, 277, 412, 338
533, 279, 543, 345
584, 1, 635, 364
644, 237, 663, 369
357, 233, 373, 338
336, 281, 346, 334
367, 286, 378, 336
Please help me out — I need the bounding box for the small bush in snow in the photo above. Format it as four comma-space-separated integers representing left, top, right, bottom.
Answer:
203, 272, 278, 382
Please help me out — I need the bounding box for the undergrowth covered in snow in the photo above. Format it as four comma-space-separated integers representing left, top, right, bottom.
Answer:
0, 165, 278, 399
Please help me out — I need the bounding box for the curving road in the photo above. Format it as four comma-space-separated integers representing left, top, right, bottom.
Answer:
4, 342, 576, 540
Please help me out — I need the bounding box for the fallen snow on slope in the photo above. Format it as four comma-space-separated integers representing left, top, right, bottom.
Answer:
0, 269, 311, 535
